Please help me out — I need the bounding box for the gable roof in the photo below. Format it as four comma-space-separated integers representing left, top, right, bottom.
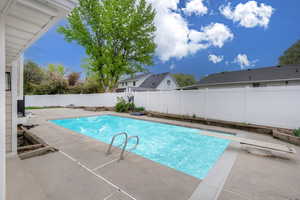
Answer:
119, 73, 150, 82
139, 72, 170, 89
190, 65, 300, 88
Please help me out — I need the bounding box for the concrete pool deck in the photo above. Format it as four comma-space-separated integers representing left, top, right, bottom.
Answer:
7, 108, 300, 200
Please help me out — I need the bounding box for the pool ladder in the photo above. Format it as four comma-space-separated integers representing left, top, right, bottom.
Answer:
106, 132, 139, 160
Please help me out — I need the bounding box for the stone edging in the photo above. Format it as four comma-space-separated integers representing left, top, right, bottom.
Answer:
272, 129, 300, 146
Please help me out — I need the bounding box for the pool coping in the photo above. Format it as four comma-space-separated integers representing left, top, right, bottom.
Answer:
49, 114, 233, 179
188, 140, 240, 200
46, 112, 239, 136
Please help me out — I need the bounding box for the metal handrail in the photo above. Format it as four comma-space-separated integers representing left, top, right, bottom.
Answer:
126, 136, 139, 152
106, 132, 128, 160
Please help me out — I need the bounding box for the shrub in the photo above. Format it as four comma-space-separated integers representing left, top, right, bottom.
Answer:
128, 102, 135, 111
134, 107, 145, 112
68, 84, 84, 94
115, 97, 127, 112
293, 128, 300, 137
82, 78, 103, 94
115, 97, 135, 113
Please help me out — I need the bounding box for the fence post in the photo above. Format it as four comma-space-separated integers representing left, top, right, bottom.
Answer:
146, 91, 149, 111
244, 86, 249, 124
204, 88, 208, 119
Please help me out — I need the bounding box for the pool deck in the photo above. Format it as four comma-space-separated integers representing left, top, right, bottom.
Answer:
7, 108, 300, 200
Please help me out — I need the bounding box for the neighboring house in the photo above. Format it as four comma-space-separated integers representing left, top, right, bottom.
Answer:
181, 65, 300, 90
118, 73, 151, 88
117, 72, 178, 92
0, 0, 76, 198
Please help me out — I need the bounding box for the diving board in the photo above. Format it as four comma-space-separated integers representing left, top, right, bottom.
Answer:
200, 131, 296, 154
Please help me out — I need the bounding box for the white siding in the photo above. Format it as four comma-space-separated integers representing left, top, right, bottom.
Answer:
156, 74, 178, 90
0, 16, 6, 200
17, 54, 24, 100
5, 65, 12, 153
5, 92, 12, 153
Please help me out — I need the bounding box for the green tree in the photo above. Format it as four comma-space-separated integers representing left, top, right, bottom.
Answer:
24, 61, 45, 94
58, 0, 156, 92
47, 64, 66, 76
80, 58, 104, 92
279, 40, 300, 65
34, 73, 68, 95
82, 76, 102, 94
172, 73, 197, 87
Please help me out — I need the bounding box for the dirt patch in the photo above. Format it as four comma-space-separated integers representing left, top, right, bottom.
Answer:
83, 106, 114, 112
18, 126, 57, 159
146, 111, 280, 134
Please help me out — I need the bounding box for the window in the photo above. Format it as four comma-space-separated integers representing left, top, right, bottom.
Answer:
133, 81, 136, 86
121, 82, 124, 86
5, 72, 11, 91
125, 82, 128, 86
167, 80, 171, 86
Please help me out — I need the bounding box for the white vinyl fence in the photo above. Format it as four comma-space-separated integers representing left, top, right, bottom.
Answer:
26, 85, 300, 129
26, 93, 122, 107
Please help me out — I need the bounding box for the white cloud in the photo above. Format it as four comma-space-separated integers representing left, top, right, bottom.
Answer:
233, 54, 257, 69
183, 0, 208, 16
220, 1, 274, 28
146, 0, 234, 62
208, 54, 223, 63
189, 23, 234, 48
147, 0, 190, 61
170, 64, 175, 70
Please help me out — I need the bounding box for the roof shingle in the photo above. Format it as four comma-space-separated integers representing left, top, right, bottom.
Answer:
139, 72, 170, 89
197, 65, 300, 86
119, 73, 150, 82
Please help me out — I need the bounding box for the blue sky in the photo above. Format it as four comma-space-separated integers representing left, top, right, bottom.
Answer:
25, 0, 300, 80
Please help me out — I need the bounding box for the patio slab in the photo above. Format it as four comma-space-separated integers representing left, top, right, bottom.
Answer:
95, 151, 199, 200
106, 191, 134, 200
25, 108, 201, 200
219, 146, 300, 200
6, 157, 48, 200
58, 140, 122, 169
9, 108, 300, 200
7, 152, 116, 200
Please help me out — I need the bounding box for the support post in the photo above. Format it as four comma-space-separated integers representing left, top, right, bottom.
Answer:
18, 54, 24, 100
11, 59, 18, 154
0, 16, 6, 200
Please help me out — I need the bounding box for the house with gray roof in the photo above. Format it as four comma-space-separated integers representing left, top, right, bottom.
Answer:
181, 65, 300, 90
118, 73, 151, 89
117, 72, 178, 92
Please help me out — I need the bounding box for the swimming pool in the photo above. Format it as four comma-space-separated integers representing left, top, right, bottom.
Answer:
51, 115, 230, 179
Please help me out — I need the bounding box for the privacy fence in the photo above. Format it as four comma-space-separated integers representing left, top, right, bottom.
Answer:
26, 85, 300, 129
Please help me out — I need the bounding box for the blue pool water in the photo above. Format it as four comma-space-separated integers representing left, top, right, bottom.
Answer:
51, 115, 230, 179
